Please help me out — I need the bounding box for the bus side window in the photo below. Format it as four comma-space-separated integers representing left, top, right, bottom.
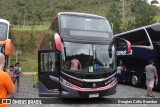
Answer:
121, 29, 150, 46
40, 52, 56, 72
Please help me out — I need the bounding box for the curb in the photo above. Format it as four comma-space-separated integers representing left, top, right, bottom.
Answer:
22, 72, 37, 75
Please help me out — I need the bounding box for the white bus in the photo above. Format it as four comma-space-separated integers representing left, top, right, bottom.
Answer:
0, 19, 12, 69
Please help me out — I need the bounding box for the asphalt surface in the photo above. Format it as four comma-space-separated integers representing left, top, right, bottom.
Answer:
8, 74, 160, 107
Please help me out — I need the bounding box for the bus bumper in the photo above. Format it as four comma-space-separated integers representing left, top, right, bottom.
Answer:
60, 79, 117, 98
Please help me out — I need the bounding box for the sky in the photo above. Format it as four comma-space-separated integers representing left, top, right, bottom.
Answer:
147, 0, 160, 6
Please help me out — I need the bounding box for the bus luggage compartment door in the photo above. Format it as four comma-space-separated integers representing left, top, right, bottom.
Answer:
38, 50, 60, 97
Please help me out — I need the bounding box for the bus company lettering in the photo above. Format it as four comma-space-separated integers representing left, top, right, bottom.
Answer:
116, 50, 132, 56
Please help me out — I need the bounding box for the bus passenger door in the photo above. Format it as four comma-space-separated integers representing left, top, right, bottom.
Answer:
38, 50, 60, 97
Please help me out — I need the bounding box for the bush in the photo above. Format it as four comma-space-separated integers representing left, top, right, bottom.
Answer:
28, 30, 35, 47
19, 33, 26, 51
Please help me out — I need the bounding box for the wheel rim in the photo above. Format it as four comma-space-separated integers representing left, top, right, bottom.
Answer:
132, 75, 138, 85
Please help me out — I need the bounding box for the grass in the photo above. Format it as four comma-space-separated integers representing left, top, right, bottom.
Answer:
155, 15, 160, 23
11, 57, 38, 72
12, 25, 49, 31
33, 73, 38, 86
11, 26, 47, 73
10, 45, 39, 73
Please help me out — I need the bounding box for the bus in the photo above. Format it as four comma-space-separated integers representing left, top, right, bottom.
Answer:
0, 19, 12, 70
115, 23, 160, 89
38, 12, 131, 98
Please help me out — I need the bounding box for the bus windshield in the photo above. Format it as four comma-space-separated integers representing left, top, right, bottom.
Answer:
62, 42, 116, 73
0, 23, 8, 40
60, 15, 112, 39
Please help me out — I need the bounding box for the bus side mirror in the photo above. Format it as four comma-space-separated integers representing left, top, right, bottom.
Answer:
54, 33, 62, 52
5, 39, 11, 56
114, 37, 131, 53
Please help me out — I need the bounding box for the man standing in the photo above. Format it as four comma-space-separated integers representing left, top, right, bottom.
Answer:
14, 62, 21, 92
70, 59, 81, 71
0, 53, 15, 107
116, 64, 123, 82
145, 60, 158, 97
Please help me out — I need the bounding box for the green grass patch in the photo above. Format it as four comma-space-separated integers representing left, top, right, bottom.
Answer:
33, 73, 38, 85
12, 25, 49, 31
155, 15, 160, 23
11, 57, 38, 72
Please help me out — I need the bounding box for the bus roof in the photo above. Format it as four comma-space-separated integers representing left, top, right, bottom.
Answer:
58, 12, 106, 19
0, 19, 10, 25
115, 23, 160, 37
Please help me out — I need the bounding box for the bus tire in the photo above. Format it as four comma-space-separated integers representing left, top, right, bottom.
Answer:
131, 75, 139, 86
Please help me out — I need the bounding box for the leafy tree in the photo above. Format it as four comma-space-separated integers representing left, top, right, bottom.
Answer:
151, 0, 159, 5
10, 29, 19, 50
11, 14, 19, 25
123, 20, 135, 31
35, 10, 43, 22
19, 33, 26, 51
16, 0, 28, 25
28, 30, 36, 47
106, 2, 122, 34
134, 0, 157, 28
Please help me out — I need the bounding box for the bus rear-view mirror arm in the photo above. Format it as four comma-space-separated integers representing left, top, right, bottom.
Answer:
114, 37, 131, 53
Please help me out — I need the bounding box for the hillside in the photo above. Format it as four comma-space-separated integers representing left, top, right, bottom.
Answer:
1, 0, 160, 26
0, 0, 151, 24
1, 0, 160, 72
0, 0, 110, 23
10, 29, 47, 72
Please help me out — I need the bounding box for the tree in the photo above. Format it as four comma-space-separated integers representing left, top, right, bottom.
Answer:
11, 14, 19, 25
151, 0, 159, 5
106, 2, 122, 34
19, 33, 26, 51
134, 0, 157, 28
28, 30, 36, 47
16, 0, 28, 26
123, 20, 135, 31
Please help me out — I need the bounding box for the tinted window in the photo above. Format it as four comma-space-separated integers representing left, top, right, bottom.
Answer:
120, 29, 150, 46
40, 52, 55, 72
0, 23, 8, 40
62, 42, 116, 73
40, 33, 55, 50
146, 26, 160, 61
60, 15, 113, 39
146, 26, 160, 42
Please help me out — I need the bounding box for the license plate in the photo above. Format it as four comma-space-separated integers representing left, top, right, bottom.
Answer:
89, 93, 99, 98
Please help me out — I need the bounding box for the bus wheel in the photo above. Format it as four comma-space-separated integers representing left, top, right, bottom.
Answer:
131, 75, 139, 86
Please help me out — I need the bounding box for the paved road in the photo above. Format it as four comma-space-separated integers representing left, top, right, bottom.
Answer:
9, 74, 160, 107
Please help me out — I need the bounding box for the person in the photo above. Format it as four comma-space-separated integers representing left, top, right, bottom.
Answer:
6, 65, 15, 82
70, 58, 82, 71
145, 60, 158, 97
116, 64, 123, 82
13, 62, 22, 92
0, 53, 15, 107
121, 64, 127, 82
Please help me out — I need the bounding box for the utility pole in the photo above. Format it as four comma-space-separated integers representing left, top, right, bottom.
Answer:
120, 0, 125, 23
